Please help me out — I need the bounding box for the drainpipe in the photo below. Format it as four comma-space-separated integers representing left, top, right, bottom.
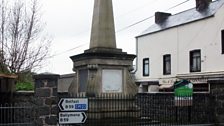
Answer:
132, 37, 138, 74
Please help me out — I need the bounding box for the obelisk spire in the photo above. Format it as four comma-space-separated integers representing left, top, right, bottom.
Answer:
90, 0, 116, 49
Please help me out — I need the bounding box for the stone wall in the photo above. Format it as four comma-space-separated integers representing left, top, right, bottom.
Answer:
7, 76, 224, 125
11, 91, 36, 125
8, 74, 60, 126
33, 73, 60, 126
13, 91, 35, 105
209, 79, 224, 125
136, 93, 212, 124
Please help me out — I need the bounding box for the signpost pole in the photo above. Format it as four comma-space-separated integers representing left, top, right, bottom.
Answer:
174, 80, 193, 124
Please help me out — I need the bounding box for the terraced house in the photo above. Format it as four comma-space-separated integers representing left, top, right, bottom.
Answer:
135, 0, 224, 93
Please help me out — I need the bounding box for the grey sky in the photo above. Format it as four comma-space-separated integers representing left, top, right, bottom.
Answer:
39, 0, 195, 74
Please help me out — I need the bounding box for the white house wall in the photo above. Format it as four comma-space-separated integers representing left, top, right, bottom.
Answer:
136, 27, 178, 81
204, 5, 224, 72
136, 5, 224, 82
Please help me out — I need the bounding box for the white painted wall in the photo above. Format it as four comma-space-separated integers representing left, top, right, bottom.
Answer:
135, 5, 224, 82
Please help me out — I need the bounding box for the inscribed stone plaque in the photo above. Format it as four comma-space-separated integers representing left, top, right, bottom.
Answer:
102, 69, 122, 93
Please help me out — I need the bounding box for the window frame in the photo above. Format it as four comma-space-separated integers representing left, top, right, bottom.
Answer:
143, 58, 149, 76
190, 49, 201, 72
163, 54, 171, 75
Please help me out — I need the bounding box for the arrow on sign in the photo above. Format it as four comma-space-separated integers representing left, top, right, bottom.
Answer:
81, 112, 86, 123
58, 99, 64, 111
59, 112, 87, 124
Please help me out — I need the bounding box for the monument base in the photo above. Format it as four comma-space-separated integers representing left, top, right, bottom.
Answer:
86, 94, 140, 119
82, 94, 156, 126
84, 47, 124, 54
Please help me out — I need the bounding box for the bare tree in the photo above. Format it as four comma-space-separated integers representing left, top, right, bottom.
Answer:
0, 0, 50, 74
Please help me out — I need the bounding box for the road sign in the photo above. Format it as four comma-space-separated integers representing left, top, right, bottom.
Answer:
58, 98, 88, 111
59, 112, 87, 124
174, 80, 193, 97
174, 80, 193, 106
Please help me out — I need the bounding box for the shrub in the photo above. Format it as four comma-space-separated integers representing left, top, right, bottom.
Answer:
16, 82, 34, 91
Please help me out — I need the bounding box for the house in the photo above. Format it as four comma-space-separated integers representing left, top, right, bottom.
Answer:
58, 73, 75, 93
135, 0, 224, 93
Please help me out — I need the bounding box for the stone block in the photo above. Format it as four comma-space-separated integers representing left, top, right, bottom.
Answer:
45, 115, 58, 125
47, 80, 57, 87
45, 97, 58, 105
35, 88, 50, 97
45, 98, 52, 106
53, 87, 58, 97
33, 73, 60, 80
51, 105, 58, 115
35, 98, 44, 106
38, 106, 50, 116
35, 80, 44, 88
34, 118, 44, 126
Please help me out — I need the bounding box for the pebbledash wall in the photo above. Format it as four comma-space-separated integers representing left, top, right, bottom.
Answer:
13, 73, 224, 125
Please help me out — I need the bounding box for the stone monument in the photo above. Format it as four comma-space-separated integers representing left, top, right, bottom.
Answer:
68, 0, 137, 96
68, 1, 140, 124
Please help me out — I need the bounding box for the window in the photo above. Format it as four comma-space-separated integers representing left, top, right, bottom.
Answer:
163, 54, 171, 75
190, 50, 201, 72
193, 83, 209, 92
222, 30, 224, 54
143, 58, 149, 76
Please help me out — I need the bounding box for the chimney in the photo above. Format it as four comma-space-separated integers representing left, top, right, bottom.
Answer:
196, 0, 212, 11
155, 12, 171, 24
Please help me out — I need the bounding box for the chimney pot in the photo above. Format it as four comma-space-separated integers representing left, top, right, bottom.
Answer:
155, 12, 171, 24
196, 0, 212, 11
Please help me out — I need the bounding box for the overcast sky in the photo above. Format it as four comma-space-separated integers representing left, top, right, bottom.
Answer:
39, 0, 196, 74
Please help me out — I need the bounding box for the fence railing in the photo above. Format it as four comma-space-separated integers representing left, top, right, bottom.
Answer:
59, 93, 213, 126
87, 94, 139, 126
136, 93, 213, 125
0, 103, 34, 126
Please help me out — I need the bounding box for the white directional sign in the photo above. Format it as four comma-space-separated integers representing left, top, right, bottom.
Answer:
59, 112, 87, 124
58, 98, 88, 111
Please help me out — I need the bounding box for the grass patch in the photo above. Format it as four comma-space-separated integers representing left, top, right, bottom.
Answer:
16, 82, 34, 91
